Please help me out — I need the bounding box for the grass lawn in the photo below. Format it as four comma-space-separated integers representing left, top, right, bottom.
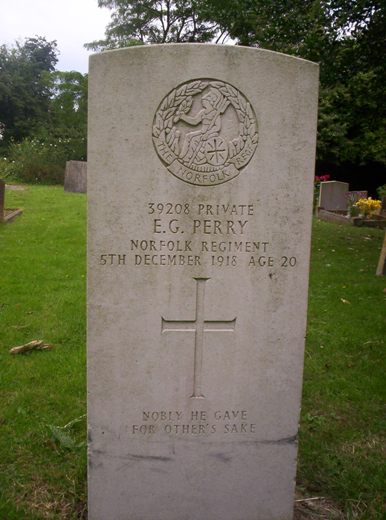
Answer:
0, 185, 385, 519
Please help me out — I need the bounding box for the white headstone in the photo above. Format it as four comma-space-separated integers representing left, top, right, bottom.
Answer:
88, 44, 319, 520
318, 180, 349, 211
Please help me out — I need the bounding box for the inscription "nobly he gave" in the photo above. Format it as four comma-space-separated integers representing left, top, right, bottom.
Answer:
131, 409, 257, 436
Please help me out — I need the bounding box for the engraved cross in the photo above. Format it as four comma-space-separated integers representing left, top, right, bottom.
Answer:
161, 278, 236, 399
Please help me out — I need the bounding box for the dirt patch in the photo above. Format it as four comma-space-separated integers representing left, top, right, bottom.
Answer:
294, 495, 345, 519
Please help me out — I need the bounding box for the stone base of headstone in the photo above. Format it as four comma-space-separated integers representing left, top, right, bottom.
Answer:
316, 208, 351, 225
64, 161, 87, 193
0, 208, 23, 224
353, 216, 386, 229
376, 232, 386, 276
0, 180, 23, 223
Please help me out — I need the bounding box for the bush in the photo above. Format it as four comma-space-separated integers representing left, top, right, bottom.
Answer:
376, 184, 386, 199
3, 132, 86, 184
0, 156, 12, 179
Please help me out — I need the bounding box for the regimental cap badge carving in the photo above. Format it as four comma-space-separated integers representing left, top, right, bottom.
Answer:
152, 79, 258, 186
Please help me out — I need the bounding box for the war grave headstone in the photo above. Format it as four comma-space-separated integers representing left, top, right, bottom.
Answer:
87, 44, 319, 520
318, 180, 349, 212
64, 160, 87, 193
0, 179, 23, 223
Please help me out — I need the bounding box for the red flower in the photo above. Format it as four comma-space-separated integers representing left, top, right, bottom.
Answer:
315, 174, 331, 183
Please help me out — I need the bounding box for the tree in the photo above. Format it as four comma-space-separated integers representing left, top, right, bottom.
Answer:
90, 1, 385, 167
43, 71, 88, 161
85, 0, 229, 50
210, 0, 386, 166
324, 1, 386, 165
48, 71, 88, 132
0, 37, 58, 146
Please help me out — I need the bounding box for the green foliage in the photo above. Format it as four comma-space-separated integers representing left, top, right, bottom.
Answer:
0, 157, 12, 178
299, 219, 386, 517
4, 138, 63, 183
91, 1, 385, 167
0, 186, 87, 519
376, 183, 386, 199
3, 133, 86, 184
48, 415, 86, 450
85, 0, 228, 50
0, 41, 88, 181
217, 0, 386, 167
318, 65, 386, 165
0, 66, 88, 184
208, 0, 334, 57
0, 37, 58, 146
48, 71, 88, 138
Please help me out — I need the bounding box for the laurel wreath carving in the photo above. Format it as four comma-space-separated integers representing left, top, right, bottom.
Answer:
152, 80, 258, 168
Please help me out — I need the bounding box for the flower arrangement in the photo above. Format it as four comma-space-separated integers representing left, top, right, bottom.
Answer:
354, 197, 381, 218
346, 191, 368, 217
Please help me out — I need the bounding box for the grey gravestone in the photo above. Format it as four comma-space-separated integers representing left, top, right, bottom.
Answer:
64, 160, 87, 193
347, 190, 367, 207
319, 180, 349, 211
88, 44, 319, 520
347, 190, 367, 200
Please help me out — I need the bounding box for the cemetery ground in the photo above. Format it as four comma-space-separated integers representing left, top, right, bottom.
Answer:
0, 185, 384, 520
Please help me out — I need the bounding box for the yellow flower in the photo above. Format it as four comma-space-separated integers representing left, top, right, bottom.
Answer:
354, 197, 381, 217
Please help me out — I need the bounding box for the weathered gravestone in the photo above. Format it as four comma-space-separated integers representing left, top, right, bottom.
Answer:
88, 45, 319, 520
64, 160, 87, 193
347, 190, 367, 202
318, 180, 349, 212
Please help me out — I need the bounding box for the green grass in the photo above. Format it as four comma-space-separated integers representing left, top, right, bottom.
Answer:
299, 220, 386, 518
0, 186, 385, 519
0, 186, 86, 519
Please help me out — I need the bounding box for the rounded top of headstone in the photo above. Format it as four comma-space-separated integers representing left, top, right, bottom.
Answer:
90, 43, 320, 70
